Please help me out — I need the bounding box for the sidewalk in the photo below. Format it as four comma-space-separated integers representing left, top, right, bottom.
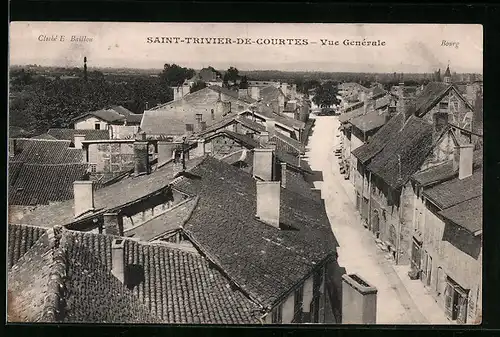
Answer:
393, 265, 451, 324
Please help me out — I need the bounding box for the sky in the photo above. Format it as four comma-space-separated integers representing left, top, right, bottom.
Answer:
9, 22, 483, 73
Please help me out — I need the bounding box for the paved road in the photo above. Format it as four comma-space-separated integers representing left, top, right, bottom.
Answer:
303, 115, 428, 324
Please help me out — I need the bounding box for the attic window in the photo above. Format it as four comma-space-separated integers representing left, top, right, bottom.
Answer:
439, 102, 449, 111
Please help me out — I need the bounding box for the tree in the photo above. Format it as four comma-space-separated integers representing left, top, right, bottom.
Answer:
312, 81, 340, 108
159, 63, 195, 87
190, 80, 207, 93
225, 67, 240, 83
239, 76, 248, 89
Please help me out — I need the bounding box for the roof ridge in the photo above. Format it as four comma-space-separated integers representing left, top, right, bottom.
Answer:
41, 226, 67, 322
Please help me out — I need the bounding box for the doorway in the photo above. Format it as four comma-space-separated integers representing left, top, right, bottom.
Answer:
444, 277, 469, 323
371, 210, 380, 236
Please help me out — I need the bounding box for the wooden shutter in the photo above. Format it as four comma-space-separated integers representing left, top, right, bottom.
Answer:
444, 283, 454, 319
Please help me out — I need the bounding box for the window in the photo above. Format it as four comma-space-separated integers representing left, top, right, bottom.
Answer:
195, 113, 203, 123
95, 123, 101, 130
439, 101, 449, 111
90, 164, 97, 173
211, 109, 215, 120
185, 124, 194, 132
271, 304, 283, 323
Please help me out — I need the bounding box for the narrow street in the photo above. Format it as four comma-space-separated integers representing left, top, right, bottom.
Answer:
304, 115, 429, 324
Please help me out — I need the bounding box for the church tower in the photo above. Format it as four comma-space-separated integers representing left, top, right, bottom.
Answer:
443, 64, 452, 84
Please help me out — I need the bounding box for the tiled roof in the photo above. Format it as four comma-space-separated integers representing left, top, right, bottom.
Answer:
248, 107, 306, 130
371, 86, 386, 99
367, 116, 434, 189
7, 224, 48, 268
270, 132, 305, 154
284, 170, 318, 200
236, 116, 267, 133
349, 110, 387, 133
405, 82, 451, 117
125, 197, 199, 241
16, 157, 206, 228
72, 106, 143, 125
208, 85, 256, 104
423, 169, 483, 210
9, 163, 90, 206
8, 225, 261, 323
260, 86, 285, 103
412, 150, 483, 187
8, 161, 24, 186
110, 105, 143, 124
351, 112, 406, 164
439, 195, 482, 234
339, 106, 366, 123
47, 128, 110, 141
12, 139, 84, 164
206, 130, 261, 149
374, 95, 391, 110
172, 156, 338, 308
31, 133, 58, 140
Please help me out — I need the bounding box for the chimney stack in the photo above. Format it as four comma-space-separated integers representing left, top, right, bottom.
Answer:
258, 131, 269, 146
253, 148, 274, 181
157, 141, 176, 166
433, 112, 449, 134
73, 180, 94, 218
256, 181, 281, 229
250, 86, 261, 101
134, 132, 150, 175
280, 162, 287, 188
192, 138, 206, 158
265, 119, 276, 137
74, 134, 86, 149
453, 144, 474, 180
103, 212, 124, 236
111, 239, 125, 284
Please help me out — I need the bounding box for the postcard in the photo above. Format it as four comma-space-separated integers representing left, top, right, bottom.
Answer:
8, 22, 482, 325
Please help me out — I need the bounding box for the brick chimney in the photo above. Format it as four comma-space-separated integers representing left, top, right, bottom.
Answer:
73, 180, 94, 218
74, 134, 86, 149
280, 162, 287, 188
256, 181, 280, 229
250, 86, 261, 101
103, 212, 124, 236
111, 239, 125, 284
253, 148, 274, 181
134, 132, 149, 175
433, 112, 449, 134
453, 144, 474, 179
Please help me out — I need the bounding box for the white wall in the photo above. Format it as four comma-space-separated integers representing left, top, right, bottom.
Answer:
75, 116, 109, 130
282, 291, 295, 323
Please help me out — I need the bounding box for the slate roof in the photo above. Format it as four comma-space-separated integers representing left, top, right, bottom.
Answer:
172, 156, 338, 308
16, 156, 206, 228
47, 128, 110, 141
367, 115, 434, 189
9, 163, 90, 206
8, 225, 261, 323
349, 110, 387, 133
125, 197, 199, 241
439, 195, 482, 234
405, 82, 451, 117
351, 112, 406, 164
423, 169, 483, 210
11, 139, 84, 164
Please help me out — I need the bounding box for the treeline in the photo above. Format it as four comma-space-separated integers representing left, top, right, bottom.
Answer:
9, 70, 174, 135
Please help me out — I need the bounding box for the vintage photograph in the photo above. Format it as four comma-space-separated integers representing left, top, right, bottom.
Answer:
7, 22, 482, 324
